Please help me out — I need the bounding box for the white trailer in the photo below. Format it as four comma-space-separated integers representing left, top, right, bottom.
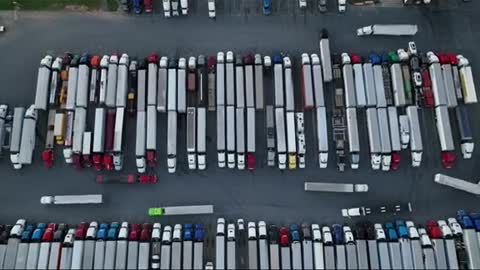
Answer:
427, 52, 448, 106
366, 108, 381, 170
311, 54, 325, 108
49, 57, 62, 105
305, 182, 368, 193
92, 108, 106, 166
76, 58, 90, 108
363, 62, 377, 107
19, 105, 37, 165
226, 52, 235, 106
62, 111, 74, 164
115, 54, 129, 108
275, 108, 287, 170
315, 107, 328, 168
217, 52, 225, 106
99, 55, 109, 104
457, 55, 478, 104
341, 53, 357, 108
157, 57, 168, 112
286, 111, 297, 170
357, 24, 418, 36
146, 105, 157, 167
352, 55, 366, 107
226, 106, 236, 169
235, 58, 245, 108
135, 111, 146, 173
187, 107, 196, 170
407, 106, 423, 167
312, 225, 324, 270
105, 55, 119, 108
82, 223, 97, 270
217, 106, 226, 168
377, 108, 392, 171
167, 60, 177, 111
89, 57, 99, 104
8, 111, 22, 169
236, 108, 245, 170
34, 55, 53, 111
246, 108, 256, 168
167, 111, 178, 173
254, 54, 264, 110
346, 107, 360, 169
147, 56, 158, 107
59, 230, 75, 270
456, 106, 474, 159
406, 221, 425, 270
301, 54, 315, 110
274, 58, 284, 108
284, 57, 295, 112
266, 106, 276, 167
178, 58, 187, 113
171, 226, 182, 270
245, 58, 255, 108
72, 107, 86, 156
66, 59, 80, 110
399, 114, 410, 149
435, 106, 455, 165
292, 239, 302, 270
391, 60, 406, 107
113, 107, 125, 171
440, 56, 458, 108
388, 106, 401, 153
319, 29, 333, 82
216, 221, 225, 270
372, 62, 387, 108
115, 223, 128, 270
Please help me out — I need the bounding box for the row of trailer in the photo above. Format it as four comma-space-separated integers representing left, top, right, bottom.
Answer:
3, 210, 480, 270
6, 33, 476, 173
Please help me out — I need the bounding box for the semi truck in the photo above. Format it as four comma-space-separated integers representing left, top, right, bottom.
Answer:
62, 111, 74, 164
366, 108, 381, 170
456, 211, 480, 269
147, 54, 158, 107
457, 55, 478, 104
305, 182, 368, 193
332, 108, 347, 172
178, 58, 187, 113
226, 224, 236, 270
286, 111, 297, 170
215, 219, 225, 269
351, 54, 366, 107
49, 57, 63, 105
226, 106, 236, 169
72, 107, 86, 169
254, 54, 264, 110
341, 53, 357, 108
126, 224, 140, 269
370, 54, 387, 108
319, 29, 333, 82
197, 107, 207, 170
150, 223, 161, 270
208, 56, 217, 111
362, 60, 377, 107
388, 106, 402, 170
135, 111, 146, 173
296, 113, 306, 169
406, 106, 423, 167
455, 106, 474, 159
217, 106, 226, 168
244, 55, 255, 109
92, 108, 106, 171
146, 105, 157, 168
112, 107, 125, 171
273, 54, 284, 108
275, 108, 287, 170
357, 24, 418, 36
266, 105, 275, 167
236, 108, 245, 170
167, 111, 177, 173
284, 57, 295, 112
438, 220, 460, 269
434, 173, 480, 195
427, 52, 448, 106
75, 54, 90, 109
355, 225, 369, 270
301, 54, 315, 110
115, 54, 129, 108
435, 106, 456, 169
105, 55, 119, 108
346, 108, 359, 169
99, 55, 109, 104
246, 108, 256, 170
89, 56, 101, 104
377, 108, 392, 171
102, 109, 116, 171
438, 54, 458, 108
405, 221, 425, 269
157, 57, 168, 112
427, 221, 448, 269
18, 105, 37, 166
187, 107, 196, 170
40, 194, 103, 205
315, 107, 328, 168
34, 55, 53, 111
311, 54, 325, 108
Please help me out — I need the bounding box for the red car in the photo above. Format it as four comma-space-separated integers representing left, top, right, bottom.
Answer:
144, 0, 153, 13
441, 152, 456, 169
421, 70, 434, 108
129, 224, 142, 241
426, 221, 443, 239
280, 227, 290, 247
390, 153, 401, 171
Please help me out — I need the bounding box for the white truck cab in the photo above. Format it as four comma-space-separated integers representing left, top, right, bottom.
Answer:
118, 222, 129, 239
258, 221, 267, 238
152, 223, 161, 239
447, 218, 463, 236
321, 226, 333, 245
343, 226, 355, 244
10, 219, 26, 237
312, 224, 321, 242
173, 224, 182, 241
299, 0, 307, 8
374, 224, 386, 241
399, 115, 410, 149
406, 221, 420, 239
397, 49, 409, 62
437, 220, 453, 238
341, 52, 351, 64
248, 222, 257, 240
263, 56, 272, 68
180, 0, 188, 15
208, 0, 216, 18
338, 0, 346, 13
162, 0, 171, 17
171, 0, 179, 16
418, 228, 432, 246
227, 224, 235, 241
408, 41, 418, 56
217, 218, 225, 235
162, 226, 172, 244
86, 222, 98, 239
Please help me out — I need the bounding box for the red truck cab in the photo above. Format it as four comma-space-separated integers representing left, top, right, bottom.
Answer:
42, 228, 54, 242
129, 224, 142, 241
351, 54, 362, 65
72, 154, 83, 170
149, 53, 159, 65
390, 153, 401, 171
247, 154, 256, 171
421, 69, 434, 108
140, 223, 152, 242
93, 154, 103, 171
426, 221, 443, 239
280, 227, 290, 247
75, 223, 88, 240
208, 56, 216, 72
441, 152, 456, 169
144, 0, 153, 13
42, 150, 54, 169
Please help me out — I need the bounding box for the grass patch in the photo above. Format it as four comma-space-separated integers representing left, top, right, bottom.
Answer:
0, 0, 103, 10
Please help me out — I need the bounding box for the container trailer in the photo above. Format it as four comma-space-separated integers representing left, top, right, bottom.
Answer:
236, 108, 245, 170
275, 107, 287, 170
216, 52, 225, 106
406, 106, 423, 167
235, 57, 245, 109
301, 53, 315, 110
217, 106, 226, 168
346, 107, 359, 169
273, 54, 284, 108
34, 55, 53, 111
435, 106, 456, 169
226, 51, 235, 107
226, 106, 236, 169
377, 108, 392, 171
102, 109, 116, 171
457, 55, 477, 104
246, 108, 256, 170
427, 52, 448, 106
82, 222, 97, 270
193, 225, 204, 270
157, 57, 168, 112
366, 108, 381, 170
341, 53, 357, 108
135, 111, 146, 173
113, 107, 125, 171
397, 49, 414, 105
182, 224, 193, 270
351, 54, 366, 107
49, 57, 63, 105
75, 54, 90, 108
284, 57, 295, 112
167, 59, 177, 111
370, 54, 387, 108
362, 61, 377, 107
19, 105, 37, 166
115, 54, 129, 108
357, 24, 418, 36
244, 55, 255, 109
92, 108, 106, 171
114, 222, 128, 270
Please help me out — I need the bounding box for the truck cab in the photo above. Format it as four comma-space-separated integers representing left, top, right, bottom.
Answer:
263, 0, 271, 15
180, 0, 188, 15
171, 0, 179, 16
398, 115, 410, 149
208, 0, 216, 18
338, 0, 346, 13
163, 0, 171, 17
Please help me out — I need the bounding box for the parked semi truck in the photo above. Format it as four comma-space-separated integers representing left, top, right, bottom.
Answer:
341, 53, 357, 108
236, 108, 245, 170
363, 58, 377, 107
112, 107, 125, 171
72, 107, 86, 169
92, 108, 106, 171
102, 109, 116, 171
42, 109, 56, 168
457, 55, 478, 104
370, 54, 387, 108
301, 54, 314, 110
208, 56, 217, 111
246, 108, 256, 170
357, 24, 418, 36
311, 54, 325, 108
346, 108, 360, 169
388, 106, 402, 170
167, 111, 177, 173
254, 54, 264, 110
377, 108, 392, 171
146, 105, 157, 168
273, 54, 284, 108
49, 57, 63, 105
455, 106, 474, 159
135, 110, 146, 173
266, 106, 275, 167
19, 105, 37, 166
438, 54, 458, 108
226, 105, 236, 169
89, 56, 101, 104
186, 107, 196, 170
197, 107, 207, 170
40, 194, 103, 205
286, 111, 297, 170
351, 54, 366, 107
178, 58, 187, 113
99, 55, 109, 104
75, 54, 90, 109
157, 57, 168, 112
147, 54, 158, 107
115, 54, 129, 108
62, 111, 74, 164
427, 52, 448, 107
319, 29, 332, 82
406, 106, 423, 167
434, 173, 480, 195
389, 52, 406, 107
34, 55, 53, 111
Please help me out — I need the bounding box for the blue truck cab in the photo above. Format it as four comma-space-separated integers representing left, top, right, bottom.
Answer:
395, 220, 409, 239
107, 222, 120, 240
289, 224, 300, 242
332, 224, 344, 244
273, 54, 283, 65
457, 210, 474, 229
369, 54, 382, 66
263, 0, 272, 15
385, 223, 399, 241
133, 0, 142, 14
469, 213, 480, 231
184, 224, 193, 241
96, 223, 109, 240
31, 224, 46, 242
382, 53, 391, 65
194, 224, 204, 242
21, 225, 35, 242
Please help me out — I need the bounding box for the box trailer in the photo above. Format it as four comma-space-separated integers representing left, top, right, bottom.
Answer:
197, 107, 207, 170
439, 54, 458, 108
105, 55, 119, 108
72, 107, 86, 167
273, 55, 284, 108
366, 108, 381, 170
187, 107, 197, 170
114, 223, 128, 270
89, 56, 100, 104
226, 51, 235, 106
82, 131, 92, 168
341, 53, 357, 108
275, 108, 287, 170
226, 106, 236, 169
75, 55, 90, 109
19, 105, 37, 165
34, 55, 53, 111
167, 111, 178, 173
236, 108, 245, 170
65, 56, 80, 110
362, 62, 377, 107
319, 29, 333, 82
112, 107, 125, 171
406, 106, 423, 167
457, 55, 478, 104
157, 57, 168, 112
254, 54, 264, 110
377, 108, 392, 171
284, 57, 295, 112
311, 54, 325, 108
49, 57, 62, 105
217, 105, 226, 168
372, 60, 387, 108
135, 111, 146, 173
147, 54, 158, 106
266, 105, 276, 167
115, 54, 129, 108
99, 55, 109, 104
351, 54, 366, 107
435, 106, 456, 169
235, 58, 245, 109
178, 58, 187, 113
245, 56, 255, 108
387, 106, 402, 170
92, 108, 106, 171
286, 111, 297, 170
208, 56, 217, 111
315, 107, 328, 168
346, 107, 360, 169
9, 107, 24, 169
455, 106, 474, 159
137, 60, 147, 112
301, 54, 315, 110
146, 105, 157, 167
246, 108, 256, 170
217, 52, 225, 106
427, 52, 448, 107
168, 59, 177, 111
357, 24, 418, 36
390, 58, 406, 107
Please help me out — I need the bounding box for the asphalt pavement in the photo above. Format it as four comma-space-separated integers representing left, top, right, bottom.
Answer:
0, 1, 479, 226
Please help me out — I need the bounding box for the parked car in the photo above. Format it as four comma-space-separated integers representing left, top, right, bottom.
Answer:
144, 0, 153, 13
263, 0, 272, 15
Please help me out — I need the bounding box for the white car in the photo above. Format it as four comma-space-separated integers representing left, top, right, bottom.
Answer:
321, 226, 333, 244
162, 225, 172, 244
10, 219, 26, 237
258, 221, 267, 239
173, 224, 182, 241
217, 218, 225, 236
86, 222, 99, 239
312, 224, 321, 242
343, 226, 355, 244
248, 222, 257, 240
374, 224, 386, 240
227, 224, 235, 241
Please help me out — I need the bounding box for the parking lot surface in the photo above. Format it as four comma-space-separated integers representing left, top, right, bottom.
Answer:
0, 1, 479, 225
